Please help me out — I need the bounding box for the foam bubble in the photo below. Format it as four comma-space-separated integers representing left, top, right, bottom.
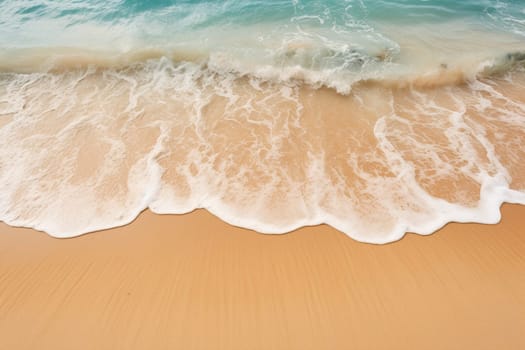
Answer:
1, 58, 524, 243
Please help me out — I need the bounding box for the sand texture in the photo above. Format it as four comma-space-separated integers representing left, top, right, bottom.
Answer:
0, 204, 524, 350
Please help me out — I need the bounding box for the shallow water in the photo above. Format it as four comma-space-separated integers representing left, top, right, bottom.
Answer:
0, 0, 524, 242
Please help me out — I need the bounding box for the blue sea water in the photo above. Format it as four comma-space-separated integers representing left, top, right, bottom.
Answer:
0, 1, 524, 241
3, 0, 525, 28
0, 0, 523, 86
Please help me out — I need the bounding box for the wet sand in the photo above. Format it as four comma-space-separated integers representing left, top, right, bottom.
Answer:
0, 204, 524, 350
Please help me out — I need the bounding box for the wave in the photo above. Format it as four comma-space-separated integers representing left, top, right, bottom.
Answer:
1, 46, 525, 92
0, 54, 524, 242
1, 1, 525, 242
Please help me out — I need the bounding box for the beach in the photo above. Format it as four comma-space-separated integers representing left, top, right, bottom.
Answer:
1, 204, 524, 350
1, 1, 525, 348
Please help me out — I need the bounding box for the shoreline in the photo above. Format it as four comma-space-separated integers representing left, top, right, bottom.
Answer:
2, 65, 525, 244
1, 204, 524, 349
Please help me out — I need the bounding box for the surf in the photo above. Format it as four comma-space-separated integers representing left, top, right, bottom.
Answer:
0, 0, 524, 242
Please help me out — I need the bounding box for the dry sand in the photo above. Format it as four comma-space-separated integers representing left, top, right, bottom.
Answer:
0, 204, 524, 350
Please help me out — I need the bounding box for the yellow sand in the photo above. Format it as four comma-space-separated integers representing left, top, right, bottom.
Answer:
0, 204, 524, 349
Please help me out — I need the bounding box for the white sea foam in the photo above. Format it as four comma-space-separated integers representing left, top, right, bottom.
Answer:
0, 54, 524, 242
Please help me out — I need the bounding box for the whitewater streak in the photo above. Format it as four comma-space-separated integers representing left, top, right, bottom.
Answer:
0, 0, 524, 243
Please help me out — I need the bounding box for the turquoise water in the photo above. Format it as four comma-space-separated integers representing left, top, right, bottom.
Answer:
3, 0, 525, 28
1, 0, 524, 91
0, 1, 524, 241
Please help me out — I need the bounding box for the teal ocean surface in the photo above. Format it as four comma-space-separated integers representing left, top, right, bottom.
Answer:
2, 1, 525, 90
0, 1, 524, 242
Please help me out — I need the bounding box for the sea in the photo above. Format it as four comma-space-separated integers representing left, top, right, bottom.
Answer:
0, 0, 524, 242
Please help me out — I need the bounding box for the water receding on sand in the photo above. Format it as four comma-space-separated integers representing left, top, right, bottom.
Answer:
0, 0, 524, 242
